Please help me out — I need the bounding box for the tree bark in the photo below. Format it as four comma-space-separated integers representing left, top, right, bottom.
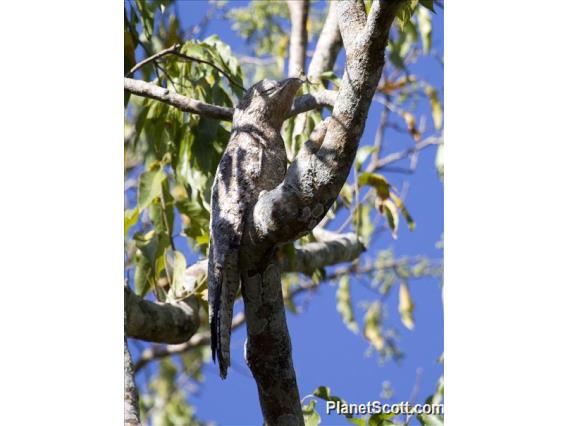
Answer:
287, 0, 310, 77
238, 2, 403, 422
124, 77, 336, 122
124, 286, 199, 344
292, 1, 343, 141
308, 3, 343, 79
125, 2, 404, 424
242, 259, 303, 425
250, 0, 404, 250
125, 312, 141, 426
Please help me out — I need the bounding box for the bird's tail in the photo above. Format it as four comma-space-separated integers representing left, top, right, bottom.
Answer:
209, 248, 240, 379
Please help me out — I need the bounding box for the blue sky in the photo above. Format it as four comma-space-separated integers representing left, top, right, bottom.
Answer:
129, 2, 444, 425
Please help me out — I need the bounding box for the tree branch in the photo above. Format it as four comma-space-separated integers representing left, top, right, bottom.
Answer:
127, 42, 245, 91
124, 78, 335, 122
134, 230, 364, 372
124, 77, 234, 121
369, 136, 442, 170
134, 312, 246, 373
286, 89, 337, 118
308, 2, 343, 79
292, 2, 344, 160
125, 286, 200, 344
249, 0, 405, 251
127, 43, 181, 76
287, 0, 310, 76
125, 313, 141, 426
281, 229, 366, 275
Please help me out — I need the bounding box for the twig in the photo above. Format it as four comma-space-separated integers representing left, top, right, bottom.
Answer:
128, 44, 181, 76
127, 43, 245, 91
369, 136, 441, 170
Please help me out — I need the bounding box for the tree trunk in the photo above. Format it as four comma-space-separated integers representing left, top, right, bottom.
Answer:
242, 259, 303, 425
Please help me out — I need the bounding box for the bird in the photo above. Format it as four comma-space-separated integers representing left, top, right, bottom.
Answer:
208, 77, 304, 379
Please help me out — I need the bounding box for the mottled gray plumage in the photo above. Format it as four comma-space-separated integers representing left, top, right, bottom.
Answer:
208, 77, 303, 378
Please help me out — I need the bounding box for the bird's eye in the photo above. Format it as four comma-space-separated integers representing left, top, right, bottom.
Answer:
260, 86, 277, 94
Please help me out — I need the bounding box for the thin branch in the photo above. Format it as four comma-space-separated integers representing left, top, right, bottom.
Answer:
125, 313, 141, 426
124, 78, 336, 122
128, 43, 181, 76
292, 3, 343, 142
126, 42, 245, 91
370, 101, 391, 167
369, 136, 442, 170
308, 2, 343, 79
286, 89, 337, 118
170, 50, 245, 91
287, 0, 310, 76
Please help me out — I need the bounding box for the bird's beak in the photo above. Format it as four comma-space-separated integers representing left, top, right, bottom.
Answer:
280, 77, 304, 95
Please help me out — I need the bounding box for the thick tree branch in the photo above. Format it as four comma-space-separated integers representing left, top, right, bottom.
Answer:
134, 230, 363, 372
133, 312, 246, 373
124, 78, 335, 122
287, 0, 309, 76
124, 78, 234, 121
125, 286, 199, 344
282, 230, 366, 275
249, 0, 404, 251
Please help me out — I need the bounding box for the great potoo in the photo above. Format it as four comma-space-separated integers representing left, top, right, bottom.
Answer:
208, 77, 303, 379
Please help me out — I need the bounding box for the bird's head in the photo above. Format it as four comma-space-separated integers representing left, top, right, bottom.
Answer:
234, 77, 304, 129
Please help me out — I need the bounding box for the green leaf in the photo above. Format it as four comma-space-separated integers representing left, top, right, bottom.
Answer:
419, 0, 436, 13
417, 6, 432, 54
364, 301, 384, 351
312, 386, 353, 419
390, 192, 416, 230
138, 168, 166, 210
396, 0, 419, 30
124, 207, 139, 237
424, 84, 443, 130
417, 412, 444, 426
168, 250, 187, 297
336, 276, 359, 334
417, 376, 444, 426
380, 199, 399, 239
354, 203, 374, 245
369, 412, 395, 426
302, 400, 321, 426
148, 179, 175, 238
358, 172, 390, 200
134, 230, 160, 264
355, 146, 377, 172
134, 251, 153, 297
313, 386, 332, 400
319, 70, 341, 88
